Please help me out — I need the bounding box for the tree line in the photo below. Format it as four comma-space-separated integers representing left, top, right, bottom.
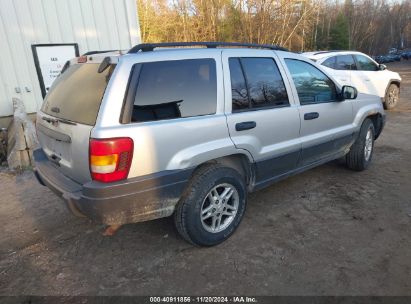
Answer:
137, 0, 411, 55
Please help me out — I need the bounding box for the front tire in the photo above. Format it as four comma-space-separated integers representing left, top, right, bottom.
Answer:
345, 119, 375, 171
174, 164, 247, 246
384, 83, 399, 110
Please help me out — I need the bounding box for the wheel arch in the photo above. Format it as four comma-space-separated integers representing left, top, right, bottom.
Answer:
353, 101, 384, 136
388, 79, 401, 89
385, 79, 401, 97
189, 153, 255, 191
366, 113, 384, 140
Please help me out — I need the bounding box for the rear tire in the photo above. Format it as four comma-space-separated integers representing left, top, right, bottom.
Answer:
345, 119, 375, 171
174, 164, 247, 246
384, 83, 399, 110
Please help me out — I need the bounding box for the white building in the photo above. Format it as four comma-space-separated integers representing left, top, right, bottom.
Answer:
0, 0, 141, 127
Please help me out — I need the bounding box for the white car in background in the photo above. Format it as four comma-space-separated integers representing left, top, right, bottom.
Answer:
303, 51, 401, 109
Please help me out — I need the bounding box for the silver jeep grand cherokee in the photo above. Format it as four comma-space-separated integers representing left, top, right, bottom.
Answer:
34, 42, 385, 246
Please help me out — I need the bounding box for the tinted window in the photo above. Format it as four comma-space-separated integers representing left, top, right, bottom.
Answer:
355, 55, 378, 71
229, 57, 289, 112
131, 59, 216, 122
242, 58, 289, 109
335, 55, 357, 70
285, 59, 337, 105
322, 57, 336, 69
229, 58, 249, 111
42, 63, 114, 125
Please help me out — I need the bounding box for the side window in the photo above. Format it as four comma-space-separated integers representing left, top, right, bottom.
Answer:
130, 59, 216, 123
285, 59, 338, 105
228, 57, 289, 112
229, 58, 249, 111
354, 55, 378, 71
322, 57, 336, 69
335, 55, 357, 70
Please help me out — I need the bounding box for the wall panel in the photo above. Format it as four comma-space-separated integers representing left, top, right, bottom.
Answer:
0, 0, 141, 118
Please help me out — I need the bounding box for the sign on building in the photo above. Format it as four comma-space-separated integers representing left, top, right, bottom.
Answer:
31, 44, 79, 98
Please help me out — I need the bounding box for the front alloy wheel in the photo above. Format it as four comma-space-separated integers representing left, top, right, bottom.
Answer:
384, 84, 399, 110
345, 118, 375, 171
364, 128, 374, 162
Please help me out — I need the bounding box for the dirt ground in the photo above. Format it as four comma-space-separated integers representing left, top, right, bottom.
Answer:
1, 61, 411, 296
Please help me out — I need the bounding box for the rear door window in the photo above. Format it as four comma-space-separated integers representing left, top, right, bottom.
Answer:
335, 55, 357, 70
42, 63, 114, 125
228, 57, 289, 112
130, 59, 217, 123
229, 58, 250, 111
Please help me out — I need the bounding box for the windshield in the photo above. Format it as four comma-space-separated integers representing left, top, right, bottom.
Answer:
41, 63, 115, 125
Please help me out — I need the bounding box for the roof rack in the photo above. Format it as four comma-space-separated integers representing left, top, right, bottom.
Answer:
128, 42, 288, 53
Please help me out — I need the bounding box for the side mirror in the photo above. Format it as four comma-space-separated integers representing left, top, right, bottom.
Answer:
341, 85, 358, 100
379, 64, 386, 71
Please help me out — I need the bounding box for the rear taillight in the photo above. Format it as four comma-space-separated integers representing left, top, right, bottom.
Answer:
77, 56, 87, 63
89, 137, 134, 183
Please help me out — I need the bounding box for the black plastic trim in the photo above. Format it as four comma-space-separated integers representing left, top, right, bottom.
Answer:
235, 121, 256, 131
254, 150, 300, 185
253, 149, 346, 192
33, 148, 193, 225
304, 112, 320, 120
120, 64, 142, 124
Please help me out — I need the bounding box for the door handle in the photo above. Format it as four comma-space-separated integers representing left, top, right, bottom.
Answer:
304, 112, 319, 120
235, 121, 256, 131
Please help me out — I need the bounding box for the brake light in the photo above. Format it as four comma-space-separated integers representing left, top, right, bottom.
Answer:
77, 56, 87, 63
89, 138, 134, 183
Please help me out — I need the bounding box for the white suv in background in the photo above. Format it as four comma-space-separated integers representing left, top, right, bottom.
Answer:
303, 51, 401, 109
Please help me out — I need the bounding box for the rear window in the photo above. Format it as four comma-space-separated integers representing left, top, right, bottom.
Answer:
129, 59, 217, 123
41, 63, 114, 125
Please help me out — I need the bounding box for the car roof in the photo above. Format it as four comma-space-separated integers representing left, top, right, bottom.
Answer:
81, 42, 291, 62
85, 47, 290, 64
303, 50, 364, 61
84, 42, 288, 57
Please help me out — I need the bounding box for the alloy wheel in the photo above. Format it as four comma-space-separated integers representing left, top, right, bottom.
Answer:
200, 183, 239, 233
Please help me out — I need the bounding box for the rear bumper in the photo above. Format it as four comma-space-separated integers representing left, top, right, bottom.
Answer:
33, 149, 192, 225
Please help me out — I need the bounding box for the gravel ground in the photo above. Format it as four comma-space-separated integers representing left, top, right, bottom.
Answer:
0, 61, 410, 296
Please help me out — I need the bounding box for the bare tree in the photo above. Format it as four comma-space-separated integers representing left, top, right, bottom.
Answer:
136, 0, 411, 54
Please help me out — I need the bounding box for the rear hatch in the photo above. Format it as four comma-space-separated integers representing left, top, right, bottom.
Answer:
36, 58, 116, 184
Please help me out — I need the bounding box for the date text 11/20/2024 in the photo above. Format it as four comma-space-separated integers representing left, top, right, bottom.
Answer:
149, 297, 257, 303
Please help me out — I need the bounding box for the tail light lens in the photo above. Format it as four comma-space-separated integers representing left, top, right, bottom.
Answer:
89, 137, 134, 183
77, 56, 87, 63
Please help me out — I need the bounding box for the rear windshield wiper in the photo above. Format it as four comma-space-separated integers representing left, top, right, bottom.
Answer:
57, 118, 77, 125
42, 116, 77, 126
